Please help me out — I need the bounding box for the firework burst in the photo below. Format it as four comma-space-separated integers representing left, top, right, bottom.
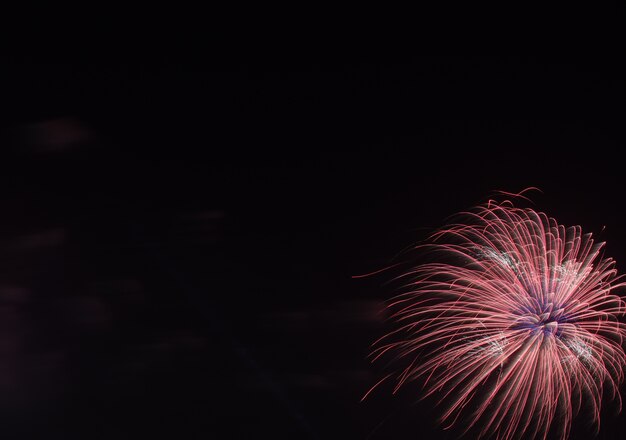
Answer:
366, 196, 626, 440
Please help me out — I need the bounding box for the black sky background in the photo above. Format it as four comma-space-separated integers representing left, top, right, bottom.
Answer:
0, 31, 624, 440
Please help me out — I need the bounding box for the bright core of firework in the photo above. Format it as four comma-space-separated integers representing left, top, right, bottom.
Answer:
366, 199, 626, 440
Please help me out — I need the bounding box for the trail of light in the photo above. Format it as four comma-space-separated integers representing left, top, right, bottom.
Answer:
366, 199, 626, 440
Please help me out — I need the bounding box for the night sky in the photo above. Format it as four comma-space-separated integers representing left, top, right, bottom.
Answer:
0, 33, 624, 439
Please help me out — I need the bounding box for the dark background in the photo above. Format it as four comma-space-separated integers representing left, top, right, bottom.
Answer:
0, 31, 624, 439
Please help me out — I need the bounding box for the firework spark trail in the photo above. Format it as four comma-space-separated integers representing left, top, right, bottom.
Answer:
366, 199, 626, 440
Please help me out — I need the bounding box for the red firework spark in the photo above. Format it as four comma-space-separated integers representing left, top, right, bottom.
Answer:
365, 196, 626, 440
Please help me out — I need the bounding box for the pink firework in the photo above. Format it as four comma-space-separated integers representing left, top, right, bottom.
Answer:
367, 197, 626, 440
